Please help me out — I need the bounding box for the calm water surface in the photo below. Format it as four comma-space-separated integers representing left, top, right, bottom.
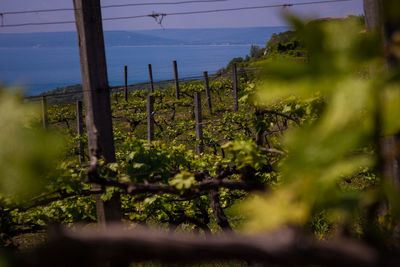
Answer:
0, 45, 253, 95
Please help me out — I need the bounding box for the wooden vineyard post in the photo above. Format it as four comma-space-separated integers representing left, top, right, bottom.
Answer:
148, 64, 154, 94
363, 0, 380, 31
362, 0, 400, 228
73, 0, 121, 225
194, 92, 204, 156
41, 95, 48, 129
124, 65, 128, 102
380, 1, 400, 69
203, 71, 212, 114
147, 94, 155, 143
233, 63, 239, 112
379, 1, 400, 183
173, 60, 180, 99
76, 100, 85, 163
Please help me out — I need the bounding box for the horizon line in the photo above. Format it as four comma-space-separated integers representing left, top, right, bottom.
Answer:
0, 25, 292, 34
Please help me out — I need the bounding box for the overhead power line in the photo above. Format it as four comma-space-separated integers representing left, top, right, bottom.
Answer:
102, 0, 226, 10
0, 0, 354, 28
0, 0, 227, 16
165, 0, 353, 16
0, 20, 76, 27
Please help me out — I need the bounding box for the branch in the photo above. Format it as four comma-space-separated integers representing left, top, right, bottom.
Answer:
12, 189, 102, 212
260, 147, 285, 156
7, 224, 47, 237
88, 173, 264, 197
22, 225, 387, 267
260, 109, 300, 125
209, 190, 233, 233
153, 118, 164, 132
209, 165, 234, 232
87, 157, 264, 198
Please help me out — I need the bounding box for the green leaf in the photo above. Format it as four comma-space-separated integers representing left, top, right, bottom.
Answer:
169, 171, 197, 190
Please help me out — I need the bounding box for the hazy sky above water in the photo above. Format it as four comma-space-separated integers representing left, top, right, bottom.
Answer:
0, 0, 364, 33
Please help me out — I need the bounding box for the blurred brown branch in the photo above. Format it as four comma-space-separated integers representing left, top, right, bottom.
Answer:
19, 225, 391, 267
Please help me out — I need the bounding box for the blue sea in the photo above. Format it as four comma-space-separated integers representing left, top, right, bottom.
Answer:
0, 45, 255, 96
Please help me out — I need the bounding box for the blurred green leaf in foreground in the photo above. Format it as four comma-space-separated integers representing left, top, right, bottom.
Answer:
0, 89, 64, 201
241, 16, 400, 233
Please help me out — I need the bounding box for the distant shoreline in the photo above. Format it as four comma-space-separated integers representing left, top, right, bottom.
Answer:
0, 26, 290, 48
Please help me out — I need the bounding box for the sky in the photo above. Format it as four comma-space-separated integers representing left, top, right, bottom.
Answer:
0, 0, 364, 33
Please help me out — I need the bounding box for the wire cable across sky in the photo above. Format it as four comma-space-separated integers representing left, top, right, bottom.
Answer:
0, 0, 354, 28
0, 0, 227, 15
